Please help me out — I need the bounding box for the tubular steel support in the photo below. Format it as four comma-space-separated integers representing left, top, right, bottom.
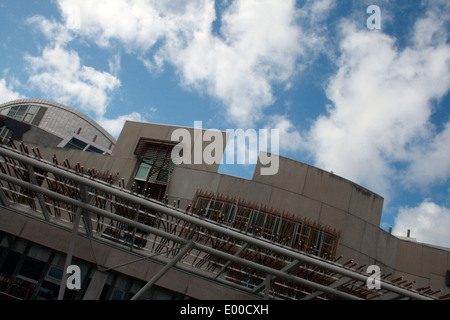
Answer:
264, 274, 272, 300
0, 187, 10, 207
57, 208, 82, 300
131, 241, 194, 300
0, 146, 437, 301
25, 164, 51, 221
214, 242, 249, 280
252, 259, 301, 294
1, 171, 361, 300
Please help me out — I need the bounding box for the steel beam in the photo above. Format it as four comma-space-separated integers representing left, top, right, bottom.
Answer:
130, 241, 194, 300
25, 164, 51, 221
0, 147, 436, 300
0, 172, 362, 300
57, 208, 82, 300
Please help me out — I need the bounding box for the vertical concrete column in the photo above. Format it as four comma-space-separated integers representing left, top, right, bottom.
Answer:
82, 268, 109, 300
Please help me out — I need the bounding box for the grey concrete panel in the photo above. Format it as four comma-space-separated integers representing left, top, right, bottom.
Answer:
252, 155, 308, 194
318, 204, 348, 232
0, 207, 256, 300
113, 121, 144, 158
138, 121, 172, 142
82, 269, 109, 300
22, 126, 63, 147
174, 126, 228, 173
335, 244, 370, 267
395, 240, 424, 277
375, 230, 399, 268
302, 167, 353, 212
167, 167, 222, 201
117, 121, 228, 173
349, 186, 383, 226
360, 223, 381, 260
338, 215, 365, 251
268, 187, 321, 222
421, 245, 449, 277
430, 273, 449, 295
217, 175, 273, 206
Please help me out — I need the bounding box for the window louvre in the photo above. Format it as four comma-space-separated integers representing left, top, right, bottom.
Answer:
134, 140, 176, 201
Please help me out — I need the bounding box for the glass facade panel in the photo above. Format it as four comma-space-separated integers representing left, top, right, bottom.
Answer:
85, 145, 103, 154
65, 138, 87, 150
134, 142, 176, 201
135, 144, 174, 184
3, 105, 41, 123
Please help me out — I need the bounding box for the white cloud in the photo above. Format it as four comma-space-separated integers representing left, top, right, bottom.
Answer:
304, 7, 450, 197
108, 54, 121, 77
24, 43, 145, 138
25, 15, 143, 137
0, 78, 24, 104
412, 0, 450, 48
264, 114, 303, 153
167, 0, 305, 126
25, 45, 121, 118
97, 112, 144, 138
56, 0, 333, 128
57, 0, 170, 50
402, 122, 450, 188
393, 201, 450, 248
27, 15, 73, 45
48, 0, 449, 203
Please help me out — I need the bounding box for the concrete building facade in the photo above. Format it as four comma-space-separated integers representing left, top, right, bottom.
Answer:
0, 99, 448, 300
0, 99, 116, 154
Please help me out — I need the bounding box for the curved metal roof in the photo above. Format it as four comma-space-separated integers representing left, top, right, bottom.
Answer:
0, 98, 116, 144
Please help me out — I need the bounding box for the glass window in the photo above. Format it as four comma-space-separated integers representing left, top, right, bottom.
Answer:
0, 127, 12, 140
7, 106, 19, 118
65, 138, 87, 150
0, 250, 21, 275
36, 280, 59, 300
135, 158, 153, 180
134, 143, 176, 201
22, 106, 40, 123
28, 106, 39, 114
111, 288, 124, 300
135, 144, 175, 184
8, 105, 27, 120
86, 145, 103, 153
23, 114, 33, 123
47, 266, 63, 281
5, 105, 41, 122
19, 256, 46, 281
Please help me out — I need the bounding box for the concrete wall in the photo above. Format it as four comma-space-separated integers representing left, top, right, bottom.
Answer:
14, 121, 450, 296
0, 99, 116, 152
0, 206, 255, 300
22, 126, 63, 147
167, 154, 449, 295
253, 154, 383, 226
113, 121, 229, 178
167, 154, 384, 254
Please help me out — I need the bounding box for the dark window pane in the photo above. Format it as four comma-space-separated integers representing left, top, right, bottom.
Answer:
36, 280, 59, 300
0, 251, 21, 275
65, 138, 87, 150
47, 266, 63, 281
86, 145, 103, 153
19, 256, 46, 280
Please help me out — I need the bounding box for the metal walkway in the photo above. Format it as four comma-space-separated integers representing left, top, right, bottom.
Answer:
0, 143, 446, 300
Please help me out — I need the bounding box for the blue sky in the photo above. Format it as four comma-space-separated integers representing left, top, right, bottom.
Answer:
0, 0, 449, 248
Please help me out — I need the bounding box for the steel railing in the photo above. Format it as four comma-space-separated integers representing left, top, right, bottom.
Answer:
0, 143, 441, 300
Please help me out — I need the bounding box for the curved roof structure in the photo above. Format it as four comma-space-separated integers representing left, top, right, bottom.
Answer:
0, 99, 116, 153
